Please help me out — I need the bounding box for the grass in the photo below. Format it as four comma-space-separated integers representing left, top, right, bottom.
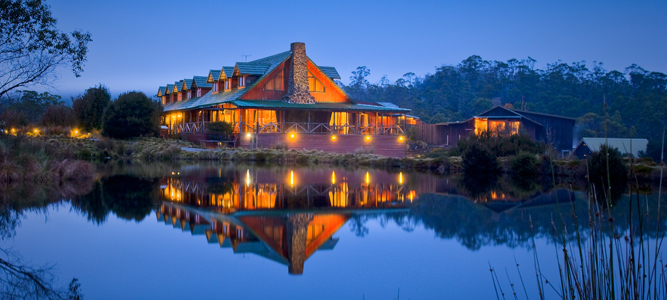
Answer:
490, 131, 667, 300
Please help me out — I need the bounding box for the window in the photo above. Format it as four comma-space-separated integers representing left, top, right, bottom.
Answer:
264, 68, 284, 91
225, 79, 230, 90
308, 71, 325, 92
186, 91, 191, 99
239, 76, 245, 87
177, 93, 182, 101
212, 82, 218, 92
196, 89, 201, 97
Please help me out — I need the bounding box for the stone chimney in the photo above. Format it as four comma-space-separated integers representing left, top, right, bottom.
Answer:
283, 42, 315, 104
285, 213, 314, 275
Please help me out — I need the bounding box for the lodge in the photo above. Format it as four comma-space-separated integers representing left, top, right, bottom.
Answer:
414, 106, 576, 153
158, 42, 417, 157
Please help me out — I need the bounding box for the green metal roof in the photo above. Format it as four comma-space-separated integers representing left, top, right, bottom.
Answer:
173, 81, 183, 92
236, 62, 271, 75
318, 66, 341, 79
163, 97, 201, 112
230, 100, 411, 112
192, 76, 211, 88
165, 84, 174, 94
158, 86, 166, 96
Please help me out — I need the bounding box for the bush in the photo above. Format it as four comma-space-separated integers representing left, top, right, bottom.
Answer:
510, 152, 539, 175
455, 131, 546, 157
588, 144, 628, 202
73, 85, 111, 131
41, 105, 77, 127
462, 142, 499, 174
102, 91, 162, 139
207, 121, 234, 140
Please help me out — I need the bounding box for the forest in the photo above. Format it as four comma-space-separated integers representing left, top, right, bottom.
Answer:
339, 56, 667, 159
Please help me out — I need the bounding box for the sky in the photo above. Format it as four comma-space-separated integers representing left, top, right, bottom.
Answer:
39, 0, 667, 100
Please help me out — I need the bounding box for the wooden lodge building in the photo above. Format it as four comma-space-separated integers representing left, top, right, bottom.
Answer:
415, 106, 576, 152
158, 42, 417, 157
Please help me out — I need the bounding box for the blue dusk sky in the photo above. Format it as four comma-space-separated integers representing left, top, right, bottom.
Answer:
43, 0, 666, 100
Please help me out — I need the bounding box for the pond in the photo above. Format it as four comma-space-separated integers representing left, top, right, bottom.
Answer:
1, 162, 664, 299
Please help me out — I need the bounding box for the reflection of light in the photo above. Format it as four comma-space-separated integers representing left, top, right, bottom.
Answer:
365, 172, 370, 184
399, 172, 403, 184
246, 169, 251, 186
409, 190, 416, 202
331, 171, 336, 184
290, 170, 294, 186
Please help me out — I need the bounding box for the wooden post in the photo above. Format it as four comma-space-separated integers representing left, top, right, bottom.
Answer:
307, 111, 311, 133
239, 109, 243, 135
356, 113, 360, 135
281, 110, 285, 133
375, 112, 378, 135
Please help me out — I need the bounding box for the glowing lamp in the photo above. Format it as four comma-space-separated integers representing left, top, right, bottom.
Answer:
399, 136, 404, 141
331, 135, 336, 140
246, 133, 251, 138
290, 134, 295, 138
365, 136, 371, 141
74, 130, 78, 134
33, 128, 39, 133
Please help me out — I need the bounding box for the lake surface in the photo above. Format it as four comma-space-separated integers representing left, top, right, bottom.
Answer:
1, 162, 664, 299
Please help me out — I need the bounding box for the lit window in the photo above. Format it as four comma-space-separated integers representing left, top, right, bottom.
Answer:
264, 68, 284, 91
308, 71, 325, 92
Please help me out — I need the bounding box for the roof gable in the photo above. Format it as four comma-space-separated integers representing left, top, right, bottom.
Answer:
157, 86, 166, 97
207, 70, 221, 83
182, 79, 193, 90
192, 76, 211, 88
165, 84, 174, 95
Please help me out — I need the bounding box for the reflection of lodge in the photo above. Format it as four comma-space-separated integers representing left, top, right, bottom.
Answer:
159, 170, 416, 214
157, 203, 348, 275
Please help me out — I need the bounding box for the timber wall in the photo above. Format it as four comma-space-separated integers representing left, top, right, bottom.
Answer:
239, 134, 406, 158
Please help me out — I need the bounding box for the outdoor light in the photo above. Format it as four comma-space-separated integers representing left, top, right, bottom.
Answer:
399, 136, 404, 141
33, 128, 38, 133
246, 133, 251, 138
74, 130, 78, 134
365, 136, 371, 141
331, 135, 337, 140
290, 133, 295, 138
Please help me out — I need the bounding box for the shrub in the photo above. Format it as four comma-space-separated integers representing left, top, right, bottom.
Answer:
41, 105, 77, 127
207, 121, 234, 140
354, 147, 374, 155
102, 91, 162, 139
461, 142, 499, 174
455, 131, 546, 157
510, 152, 539, 175
588, 144, 628, 202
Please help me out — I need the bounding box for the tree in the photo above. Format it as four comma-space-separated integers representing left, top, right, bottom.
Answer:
72, 85, 111, 131
3, 90, 63, 124
40, 104, 76, 127
0, 0, 92, 99
102, 91, 161, 139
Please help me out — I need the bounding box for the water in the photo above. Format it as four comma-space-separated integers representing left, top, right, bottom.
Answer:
1, 162, 664, 299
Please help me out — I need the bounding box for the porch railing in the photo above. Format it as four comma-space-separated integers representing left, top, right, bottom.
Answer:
172, 121, 404, 136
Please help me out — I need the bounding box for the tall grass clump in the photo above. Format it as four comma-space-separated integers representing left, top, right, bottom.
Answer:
490, 134, 666, 300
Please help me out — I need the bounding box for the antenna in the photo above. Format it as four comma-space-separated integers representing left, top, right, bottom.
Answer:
241, 54, 251, 62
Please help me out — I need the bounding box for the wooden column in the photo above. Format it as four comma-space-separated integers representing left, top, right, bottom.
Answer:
239, 109, 244, 134
375, 112, 378, 135
307, 111, 311, 133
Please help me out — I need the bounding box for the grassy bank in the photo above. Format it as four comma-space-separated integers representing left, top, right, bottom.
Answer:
3, 135, 665, 184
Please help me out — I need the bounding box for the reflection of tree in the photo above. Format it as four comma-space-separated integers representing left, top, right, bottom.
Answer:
0, 248, 82, 300
348, 215, 369, 237
72, 175, 159, 223
461, 173, 499, 199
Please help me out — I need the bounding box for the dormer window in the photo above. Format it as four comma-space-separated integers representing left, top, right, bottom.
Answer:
212, 82, 218, 92
239, 76, 246, 87
224, 79, 230, 90
187, 91, 191, 99
196, 89, 201, 97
